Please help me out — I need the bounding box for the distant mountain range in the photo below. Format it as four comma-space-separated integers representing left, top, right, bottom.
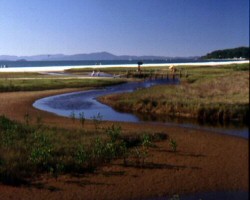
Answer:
0, 52, 198, 61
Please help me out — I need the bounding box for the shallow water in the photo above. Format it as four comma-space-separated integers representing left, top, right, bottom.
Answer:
33, 78, 249, 139
33, 78, 177, 121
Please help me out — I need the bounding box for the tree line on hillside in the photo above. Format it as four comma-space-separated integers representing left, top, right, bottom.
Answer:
202, 47, 249, 59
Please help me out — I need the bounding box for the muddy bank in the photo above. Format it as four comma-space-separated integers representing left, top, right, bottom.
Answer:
0, 89, 248, 200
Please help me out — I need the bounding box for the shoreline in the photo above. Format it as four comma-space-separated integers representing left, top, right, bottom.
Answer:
0, 60, 248, 72
0, 89, 248, 200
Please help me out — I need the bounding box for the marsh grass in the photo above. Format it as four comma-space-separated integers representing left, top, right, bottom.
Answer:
0, 72, 50, 79
0, 78, 126, 92
99, 64, 249, 123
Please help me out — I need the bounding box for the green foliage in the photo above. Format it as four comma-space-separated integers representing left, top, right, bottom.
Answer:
106, 124, 121, 143
0, 116, 164, 185
29, 131, 53, 171
0, 78, 126, 92
141, 134, 152, 147
75, 144, 89, 165
169, 138, 178, 152
232, 63, 249, 71
202, 47, 249, 59
100, 64, 249, 124
92, 137, 107, 161
0, 115, 16, 131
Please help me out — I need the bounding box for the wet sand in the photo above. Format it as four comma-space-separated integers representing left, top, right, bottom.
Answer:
0, 89, 248, 200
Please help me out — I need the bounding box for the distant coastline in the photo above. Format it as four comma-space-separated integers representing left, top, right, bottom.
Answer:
0, 60, 248, 72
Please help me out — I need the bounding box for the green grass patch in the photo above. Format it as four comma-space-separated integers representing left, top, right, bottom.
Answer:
0, 72, 49, 79
99, 64, 249, 123
0, 78, 126, 92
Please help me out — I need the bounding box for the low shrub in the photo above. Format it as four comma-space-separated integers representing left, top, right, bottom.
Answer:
0, 116, 168, 185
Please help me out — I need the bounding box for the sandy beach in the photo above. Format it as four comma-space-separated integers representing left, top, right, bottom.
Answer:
0, 88, 248, 200
0, 60, 248, 72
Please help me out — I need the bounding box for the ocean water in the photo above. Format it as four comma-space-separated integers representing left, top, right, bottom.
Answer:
0, 59, 240, 68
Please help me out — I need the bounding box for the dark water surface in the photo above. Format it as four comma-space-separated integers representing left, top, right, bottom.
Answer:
33, 78, 248, 139
147, 191, 248, 200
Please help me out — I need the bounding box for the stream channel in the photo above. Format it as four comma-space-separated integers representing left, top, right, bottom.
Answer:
33, 77, 248, 200
33, 77, 248, 139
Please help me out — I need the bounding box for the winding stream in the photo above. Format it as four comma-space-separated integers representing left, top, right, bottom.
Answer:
33, 78, 177, 122
33, 78, 248, 139
33, 77, 249, 199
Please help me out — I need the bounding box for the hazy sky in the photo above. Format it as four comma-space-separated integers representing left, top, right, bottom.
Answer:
0, 0, 249, 57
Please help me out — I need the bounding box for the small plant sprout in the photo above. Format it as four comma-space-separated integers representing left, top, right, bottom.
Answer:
70, 111, 76, 123
92, 112, 103, 131
141, 134, 152, 147
75, 144, 88, 165
106, 124, 121, 143
79, 112, 85, 127
24, 112, 31, 126
169, 138, 178, 152
134, 147, 148, 167
120, 141, 129, 166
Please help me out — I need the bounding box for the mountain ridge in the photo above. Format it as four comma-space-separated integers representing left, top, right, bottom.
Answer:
0, 52, 197, 61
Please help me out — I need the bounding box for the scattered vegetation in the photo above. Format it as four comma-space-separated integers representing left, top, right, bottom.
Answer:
0, 115, 167, 185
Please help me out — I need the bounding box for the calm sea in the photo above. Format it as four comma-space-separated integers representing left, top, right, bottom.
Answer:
0, 59, 239, 68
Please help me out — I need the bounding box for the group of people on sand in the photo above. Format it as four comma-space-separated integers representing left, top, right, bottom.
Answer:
91, 70, 101, 77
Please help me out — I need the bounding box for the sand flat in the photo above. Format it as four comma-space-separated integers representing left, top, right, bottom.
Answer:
0, 89, 248, 199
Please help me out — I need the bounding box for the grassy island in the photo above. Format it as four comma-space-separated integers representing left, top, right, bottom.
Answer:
99, 63, 249, 123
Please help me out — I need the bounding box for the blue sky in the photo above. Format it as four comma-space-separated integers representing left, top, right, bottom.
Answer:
0, 0, 249, 57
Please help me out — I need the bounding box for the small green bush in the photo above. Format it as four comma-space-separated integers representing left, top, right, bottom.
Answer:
29, 131, 53, 172
169, 138, 178, 152
106, 124, 121, 143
